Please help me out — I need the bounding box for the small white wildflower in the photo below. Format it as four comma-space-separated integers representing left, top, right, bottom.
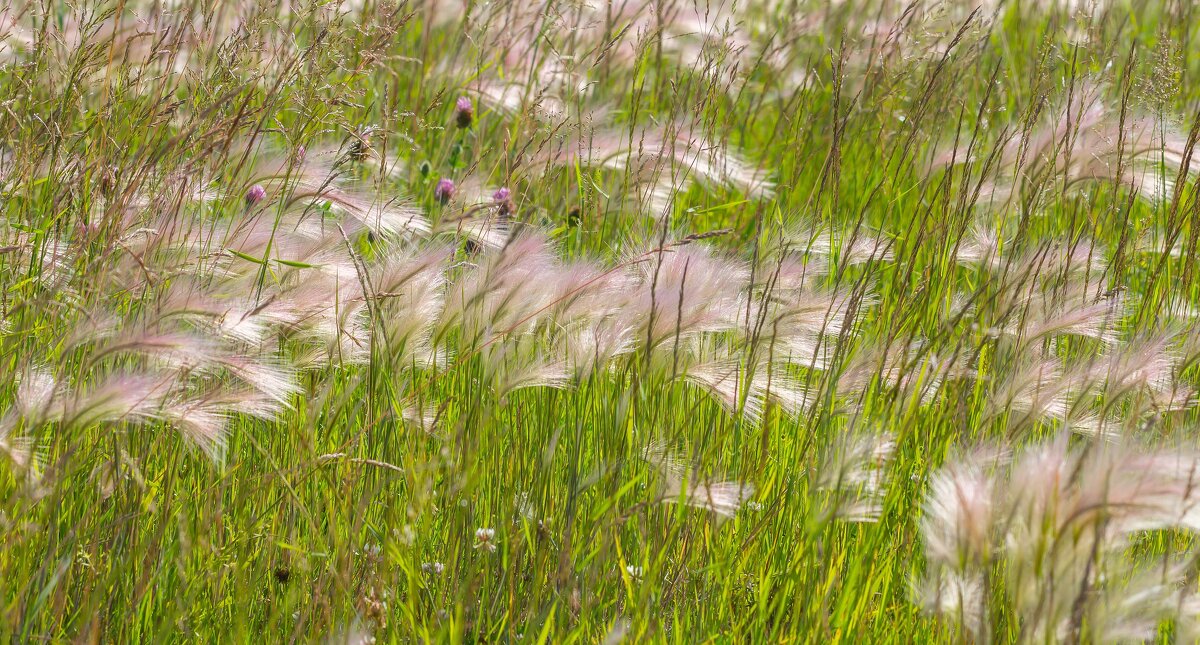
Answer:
393, 525, 415, 546
474, 528, 497, 552
421, 561, 445, 575
624, 565, 643, 580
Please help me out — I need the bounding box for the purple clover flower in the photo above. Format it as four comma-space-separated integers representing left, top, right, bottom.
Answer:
434, 178, 456, 204
493, 186, 513, 216
245, 184, 267, 206
454, 96, 474, 129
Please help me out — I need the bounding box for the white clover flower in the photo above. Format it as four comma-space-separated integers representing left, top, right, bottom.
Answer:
474, 528, 497, 552
421, 562, 445, 575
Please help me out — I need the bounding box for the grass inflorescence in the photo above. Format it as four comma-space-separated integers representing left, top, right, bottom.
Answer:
2, 0, 1200, 641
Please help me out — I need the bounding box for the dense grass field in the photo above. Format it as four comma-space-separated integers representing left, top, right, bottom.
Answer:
2, 0, 1200, 641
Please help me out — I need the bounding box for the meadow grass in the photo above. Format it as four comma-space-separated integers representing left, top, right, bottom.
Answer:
2, 1, 1200, 642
